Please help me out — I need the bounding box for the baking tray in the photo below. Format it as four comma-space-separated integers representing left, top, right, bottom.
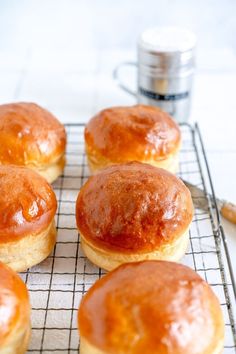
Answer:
20, 123, 236, 353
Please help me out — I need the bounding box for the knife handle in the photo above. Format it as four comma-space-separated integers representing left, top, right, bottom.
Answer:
220, 202, 236, 225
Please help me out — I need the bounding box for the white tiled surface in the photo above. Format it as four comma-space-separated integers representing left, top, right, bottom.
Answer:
0, 1, 235, 274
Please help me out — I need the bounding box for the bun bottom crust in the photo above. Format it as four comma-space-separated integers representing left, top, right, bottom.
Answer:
86, 148, 179, 174
0, 154, 65, 184
80, 335, 224, 354
33, 154, 65, 183
0, 220, 56, 272
80, 338, 103, 354
1, 323, 30, 354
80, 229, 189, 271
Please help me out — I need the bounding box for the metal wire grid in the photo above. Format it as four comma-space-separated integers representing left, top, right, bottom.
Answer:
20, 123, 236, 353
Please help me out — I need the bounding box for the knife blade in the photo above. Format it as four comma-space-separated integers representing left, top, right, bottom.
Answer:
183, 180, 236, 225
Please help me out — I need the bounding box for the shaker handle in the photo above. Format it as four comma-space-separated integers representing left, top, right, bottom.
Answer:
113, 62, 137, 97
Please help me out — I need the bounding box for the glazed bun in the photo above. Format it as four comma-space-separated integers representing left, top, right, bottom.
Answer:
0, 165, 57, 271
0, 102, 66, 183
0, 261, 30, 353
76, 162, 193, 270
85, 104, 181, 173
79, 260, 224, 354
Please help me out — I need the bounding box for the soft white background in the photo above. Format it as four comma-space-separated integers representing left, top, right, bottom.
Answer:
0, 0, 235, 268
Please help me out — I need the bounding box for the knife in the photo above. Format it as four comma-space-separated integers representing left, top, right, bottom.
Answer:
183, 180, 236, 225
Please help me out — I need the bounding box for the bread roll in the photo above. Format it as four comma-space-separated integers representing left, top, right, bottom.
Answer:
76, 162, 193, 270
0, 102, 66, 183
0, 165, 57, 271
0, 261, 30, 353
78, 260, 225, 354
85, 105, 181, 173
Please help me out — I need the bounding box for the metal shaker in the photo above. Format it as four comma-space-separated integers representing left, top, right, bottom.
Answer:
114, 27, 196, 122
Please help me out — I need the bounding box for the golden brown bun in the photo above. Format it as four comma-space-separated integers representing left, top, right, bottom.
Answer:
0, 102, 66, 182
78, 260, 225, 354
0, 165, 57, 271
85, 105, 181, 173
76, 162, 193, 269
0, 261, 31, 353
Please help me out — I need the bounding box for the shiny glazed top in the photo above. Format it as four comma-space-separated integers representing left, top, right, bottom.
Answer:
0, 262, 30, 346
79, 261, 224, 354
0, 102, 66, 166
85, 105, 181, 162
76, 162, 193, 253
0, 165, 57, 242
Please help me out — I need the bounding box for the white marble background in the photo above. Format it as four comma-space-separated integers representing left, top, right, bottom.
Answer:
0, 0, 235, 267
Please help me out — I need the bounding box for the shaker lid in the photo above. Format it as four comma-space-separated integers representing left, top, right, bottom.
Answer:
139, 27, 196, 53
138, 27, 196, 73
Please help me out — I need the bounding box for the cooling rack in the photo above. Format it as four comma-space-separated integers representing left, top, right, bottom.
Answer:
21, 123, 236, 353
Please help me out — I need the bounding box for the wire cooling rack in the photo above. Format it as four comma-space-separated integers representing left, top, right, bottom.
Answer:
20, 123, 236, 353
